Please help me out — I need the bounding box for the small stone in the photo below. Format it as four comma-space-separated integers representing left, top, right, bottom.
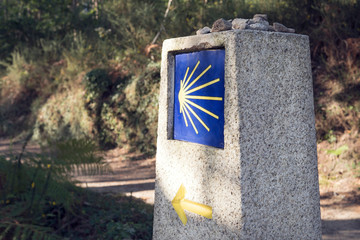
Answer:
248, 23, 269, 31
268, 25, 275, 31
253, 14, 268, 20
211, 18, 232, 32
196, 26, 211, 35
251, 15, 269, 30
252, 18, 261, 23
287, 28, 296, 33
273, 22, 295, 33
273, 22, 288, 32
248, 18, 269, 31
232, 18, 248, 30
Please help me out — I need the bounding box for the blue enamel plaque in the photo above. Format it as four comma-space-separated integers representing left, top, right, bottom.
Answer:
173, 49, 225, 148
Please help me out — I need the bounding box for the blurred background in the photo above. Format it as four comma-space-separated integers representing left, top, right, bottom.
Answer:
0, 0, 359, 239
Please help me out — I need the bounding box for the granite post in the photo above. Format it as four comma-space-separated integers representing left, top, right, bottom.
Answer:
153, 30, 322, 239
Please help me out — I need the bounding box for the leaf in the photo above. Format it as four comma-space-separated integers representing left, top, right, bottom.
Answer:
326, 145, 349, 156
0, 225, 12, 240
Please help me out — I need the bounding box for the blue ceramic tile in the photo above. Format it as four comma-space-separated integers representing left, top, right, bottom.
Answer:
173, 49, 225, 148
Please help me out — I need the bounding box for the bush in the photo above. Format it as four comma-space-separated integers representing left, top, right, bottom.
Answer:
83, 68, 111, 97
99, 61, 160, 154
33, 86, 94, 143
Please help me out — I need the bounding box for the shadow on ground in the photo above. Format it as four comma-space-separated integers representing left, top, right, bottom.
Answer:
86, 182, 155, 193
322, 219, 360, 240
321, 191, 360, 240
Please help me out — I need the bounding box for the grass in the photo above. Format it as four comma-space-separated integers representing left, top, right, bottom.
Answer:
1, 182, 153, 240
0, 142, 153, 240
77, 191, 153, 240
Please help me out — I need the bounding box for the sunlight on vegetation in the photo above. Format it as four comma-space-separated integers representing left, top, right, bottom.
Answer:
326, 145, 349, 157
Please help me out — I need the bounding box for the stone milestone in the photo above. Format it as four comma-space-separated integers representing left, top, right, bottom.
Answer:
153, 30, 321, 239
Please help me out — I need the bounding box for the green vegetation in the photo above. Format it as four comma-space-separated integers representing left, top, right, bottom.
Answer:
1, 0, 359, 156
0, 139, 153, 239
0, 0, 359, 238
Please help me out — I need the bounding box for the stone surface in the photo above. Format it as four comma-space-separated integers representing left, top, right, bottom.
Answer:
196, 26, 211, 35
253, 17, 268, 24
248, 22, 269, 31
253, 13, 268, 20
232, 18, 248, 30
211, 18, 232, 32
274, 22, 295, 33
154, 31, 321, 239
249, 15, 270, 31
268, 25, 275, 31
287, 27, 296, 33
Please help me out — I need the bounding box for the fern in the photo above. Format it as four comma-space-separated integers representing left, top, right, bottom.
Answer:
0, 220, 60, 240
0, 138, 111, 239
49, 138, 111, 176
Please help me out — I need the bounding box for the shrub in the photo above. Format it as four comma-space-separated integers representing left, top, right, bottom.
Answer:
0, 138, 108, 239
83, 68, 112, 98
33, 85, 94, 143
99, 61, 160, 154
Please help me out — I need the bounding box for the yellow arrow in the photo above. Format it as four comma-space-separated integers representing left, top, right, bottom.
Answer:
171, 184, 212, 225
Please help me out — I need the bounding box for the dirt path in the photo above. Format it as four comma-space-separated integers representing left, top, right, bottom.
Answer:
321, 191, 360, 239
74, 148, 156, 204
1, 138, 359, 238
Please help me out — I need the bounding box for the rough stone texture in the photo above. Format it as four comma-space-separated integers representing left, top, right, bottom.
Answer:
253, 16, 268, 24
274, 22, 296, 33
253, 13, 268, 20
153, 30, 321, 239
248, 15, 270, 31
211, 18, 232, 32
248, 22, 269, 31
232, 18, 248, 30
268, 25, 275, 31
196, 26, 211, 35
287, 27, 296, 33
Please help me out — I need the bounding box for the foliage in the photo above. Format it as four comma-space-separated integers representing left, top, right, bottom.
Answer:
0, 139, 153, 239
33, 85, 94, 143
0, 50, 51, 137
326, 145, 349, 157
0, 0, 98, 60
83, 69, 111, 97
0, 0, 359, 164
0, 138, 149, 240
80, 192, 153, 240
1, 138, 107, 201
309, 1, 360, 184
98, 61, 160, 154
101, 0, 164, 53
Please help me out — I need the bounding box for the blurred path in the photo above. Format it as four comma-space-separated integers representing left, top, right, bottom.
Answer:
0, 138, 156, 204
321, 191, 360, 240
0, 138, 41, 155
74, 148, 156, 204
1, 138, 359, 238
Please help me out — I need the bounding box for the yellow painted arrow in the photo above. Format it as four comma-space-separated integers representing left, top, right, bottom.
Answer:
171, 184, 212, 225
